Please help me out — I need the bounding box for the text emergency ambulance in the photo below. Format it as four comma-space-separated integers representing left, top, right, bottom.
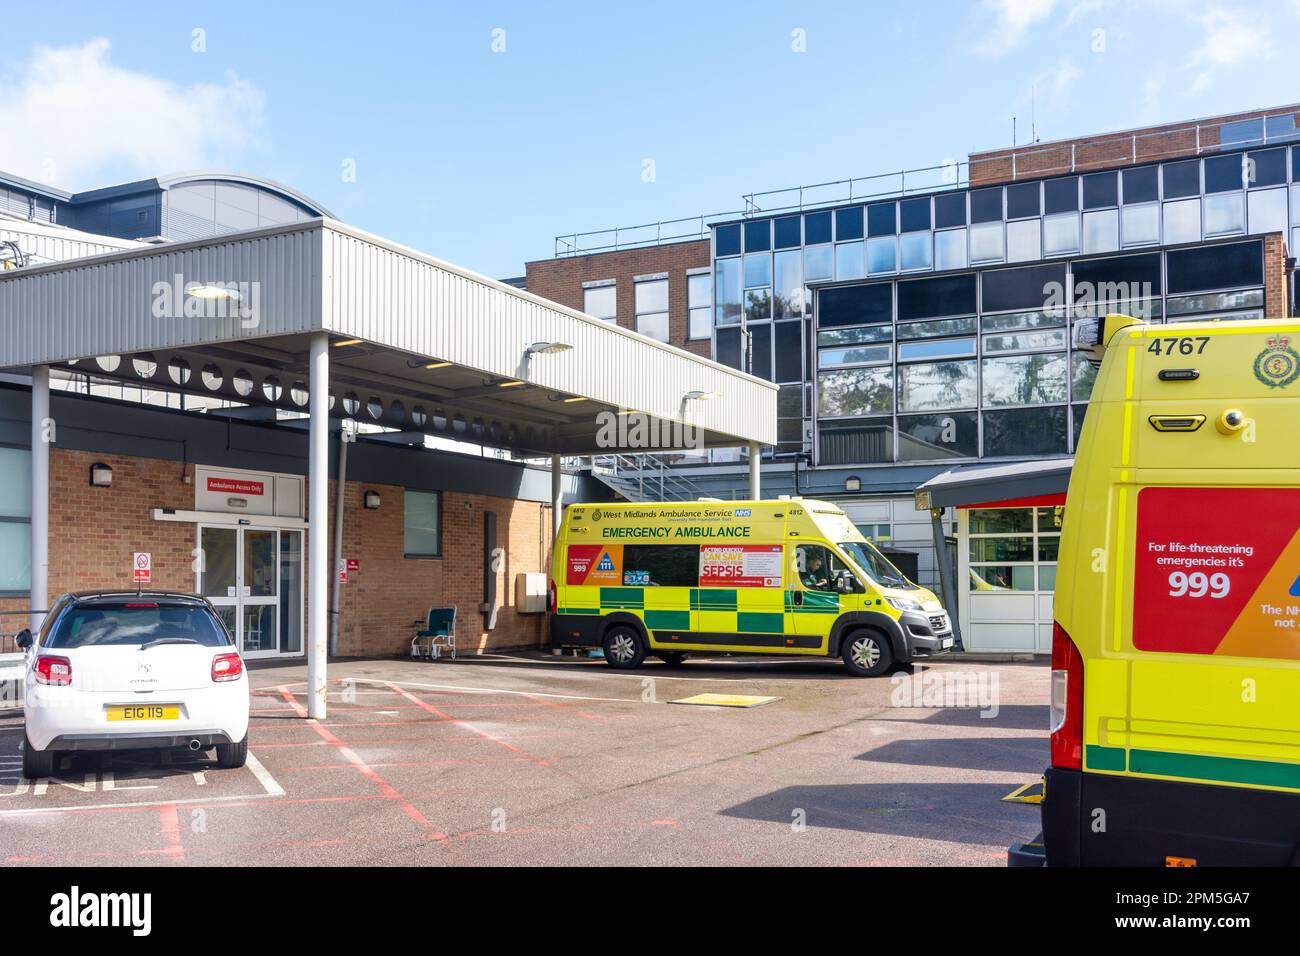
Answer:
1011, 313, 1300, 866
549, 499, 953, 676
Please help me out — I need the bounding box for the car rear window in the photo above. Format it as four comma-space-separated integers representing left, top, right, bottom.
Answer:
45, 603, 232, 649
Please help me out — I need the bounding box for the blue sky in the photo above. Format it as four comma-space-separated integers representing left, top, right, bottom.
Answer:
1, 0, 1293, 277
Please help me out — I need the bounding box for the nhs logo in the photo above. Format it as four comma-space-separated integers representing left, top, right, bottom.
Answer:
734, 508, 752, 517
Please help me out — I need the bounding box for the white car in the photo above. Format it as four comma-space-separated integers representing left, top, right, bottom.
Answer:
18, 591, 250, 779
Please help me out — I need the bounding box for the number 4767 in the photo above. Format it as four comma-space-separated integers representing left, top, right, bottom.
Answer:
1148, 336, 1209, 356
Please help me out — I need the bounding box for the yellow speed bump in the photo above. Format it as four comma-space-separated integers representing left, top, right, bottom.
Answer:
669, 693, 780, 708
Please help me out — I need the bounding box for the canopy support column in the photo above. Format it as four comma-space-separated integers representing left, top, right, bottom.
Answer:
30, 366, 49, 634
748, 442, 761, 500
307, 333, 329, 719
550, 454, 562, 541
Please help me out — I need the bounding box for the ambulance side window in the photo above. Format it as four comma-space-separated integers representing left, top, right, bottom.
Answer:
794, 545, 846, 593
622, 545, 699, 588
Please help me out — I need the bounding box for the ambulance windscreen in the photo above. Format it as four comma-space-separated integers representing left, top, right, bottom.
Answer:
839, 541, 915, 590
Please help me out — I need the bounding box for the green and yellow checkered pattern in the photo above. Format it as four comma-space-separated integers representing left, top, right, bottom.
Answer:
558, 585, 841, 638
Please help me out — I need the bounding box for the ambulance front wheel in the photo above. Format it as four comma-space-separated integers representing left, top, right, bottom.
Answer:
842, 629, 893, 677
603, 625, 646, 669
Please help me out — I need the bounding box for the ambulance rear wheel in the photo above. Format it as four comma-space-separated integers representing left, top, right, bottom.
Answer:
842, 629, 893, 677
657, 652, 687, 667
603, 625, 646, 669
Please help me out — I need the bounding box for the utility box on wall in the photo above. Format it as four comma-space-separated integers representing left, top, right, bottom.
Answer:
515, 572, 547, 613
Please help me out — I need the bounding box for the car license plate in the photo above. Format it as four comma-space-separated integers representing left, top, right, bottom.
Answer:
941, 638, 954, 649
106, 704, 180, 721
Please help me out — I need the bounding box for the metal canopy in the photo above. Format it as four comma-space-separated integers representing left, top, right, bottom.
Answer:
914, 458, 1074, 510
0, 218, 776, 455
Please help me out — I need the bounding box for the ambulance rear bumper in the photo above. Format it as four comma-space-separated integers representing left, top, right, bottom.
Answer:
550, 614, 603, 648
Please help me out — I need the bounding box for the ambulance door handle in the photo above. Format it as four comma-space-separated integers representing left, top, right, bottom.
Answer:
793, 592, 803, 607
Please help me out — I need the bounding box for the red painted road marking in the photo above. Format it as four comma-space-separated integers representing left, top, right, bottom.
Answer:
158, 803, 184, 861
275, 685, 447, 841
383, 682, 549, 767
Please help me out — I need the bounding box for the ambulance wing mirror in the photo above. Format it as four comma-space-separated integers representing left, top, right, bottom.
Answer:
1073, 313, 1148, 368
835, 570, 864, 594
14, 628, 32, 650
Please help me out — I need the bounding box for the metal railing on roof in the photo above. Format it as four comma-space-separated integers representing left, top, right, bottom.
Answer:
552, 108, 1300, 258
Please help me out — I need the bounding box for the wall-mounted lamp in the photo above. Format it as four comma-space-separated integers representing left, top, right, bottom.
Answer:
363, 490, 381, 510
683, 390, 721, 401
89, 462, 113, 488
525, 341, 573, 356
844, 476, 861, 493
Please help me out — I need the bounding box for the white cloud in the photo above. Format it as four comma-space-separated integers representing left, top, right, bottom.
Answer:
0, 38, 266, 189
976, 0, 1059, 55
1193, 6, 1271, 66
1024, 57, 1083, 117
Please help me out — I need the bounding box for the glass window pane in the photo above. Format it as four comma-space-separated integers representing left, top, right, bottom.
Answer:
689, 307, 711, 340
1038, 565, 1057, 590
716, 327, 742, 368
0, 447, 32, 518
1121, 203, 1159, 245
899, 232, 932, 271
982, 405, 1069, 457
1204, 154, 1243, 193
744, 219, 771, 252
1071, 352, 1098, 402
773, 250, 804, 318
836, 207, 864, 241
969, 565, 1037, 591
634, 278, 668, 314
898, 411, 978, 460
897, 317, 977, 339
1162, 199, 1201, 244
1162, 160, 1200, 199
898, 337, 975, 361
868, 202, 897, 236
1006, 182, 1041, 219
804, 244, 833, 281
818, 345, 891, 368
819, 325, 894, 346
969, 222, 1004, 263
982, 353, 1068, 406
983, 329, 1067, 352
969, 187, 1003, 223
935, 192, 967, 228
981, 263, 1066, 313
1043, 213, 1079, 255
744, 253, 771, 288
715, 258, 742, 324
819, 282, 892, 327
1082, 208, 1120, 254
1246, 148, 1287, 188
898, 272, 977, 319
1248, 188, 1288, 236
899, 197, 931, 232
981, 310, 1065, 332
804, 211, 832, 244
774, 323, 803, 382
687, 272, 711, 308
970, 537, 1035, 562
750, 322, 772, 379
583, 285, 617, 321
715, 223, 741, 257
774, 215, 801, 249
1122, 165, 1158, 204
1036, 506, 1066, 531
935, 228, 967, 270
897, 360, 978, 411
637, 312, 669, 342
818, 418, 894, 465
404, 490, 440, 555
744, 288, 771, 322
1044, 177, 1079, 214
1204, 192, 1245, 236
817, 367, 893, 416
968, 508, 1033, 533
867, 237, 897, 274
1082, 171, 1118, 209
1006, 218, 1041, 262
835, 241, 865, 280
1166, 240, 1262, 293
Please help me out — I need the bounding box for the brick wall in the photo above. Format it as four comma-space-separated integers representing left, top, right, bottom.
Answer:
525, 240, 712, 357
1264, 232, 1291, 318
970, 105, 1300, 186
3, 448, 553, 657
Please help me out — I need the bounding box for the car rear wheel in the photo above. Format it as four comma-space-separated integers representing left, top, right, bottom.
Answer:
215, 734, 248, 769
842, 629, 893, 677
21, 731, 54, 779
602, 625, 645, 670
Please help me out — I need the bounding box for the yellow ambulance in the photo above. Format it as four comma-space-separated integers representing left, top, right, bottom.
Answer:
548, 499, 953, 676
1016, 313, 1300, 866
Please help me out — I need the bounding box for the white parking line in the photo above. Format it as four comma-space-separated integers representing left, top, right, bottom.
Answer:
342, 677, 640, 704
0, 791, 279, 816
245, 750, 284, 797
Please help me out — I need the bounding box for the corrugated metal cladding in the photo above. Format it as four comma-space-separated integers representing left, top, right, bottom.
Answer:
0, 219, 775, 445
0, 224, 321, 365
0, 223, 135, 268
319, 223, 777, 445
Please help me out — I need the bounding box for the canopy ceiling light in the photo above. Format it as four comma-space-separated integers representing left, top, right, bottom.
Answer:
684, 390, 721, 401
525, 341, 573, 355
187, 285, 242, 302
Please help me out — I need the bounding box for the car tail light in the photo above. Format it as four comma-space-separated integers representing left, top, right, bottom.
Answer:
212, 652, 244, 682
34, 655, 72, 686
548, 578, 557, 615
1049, 621, 1084, 770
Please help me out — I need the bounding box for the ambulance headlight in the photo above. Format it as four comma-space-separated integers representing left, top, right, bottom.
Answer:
886, 596, 924, 612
